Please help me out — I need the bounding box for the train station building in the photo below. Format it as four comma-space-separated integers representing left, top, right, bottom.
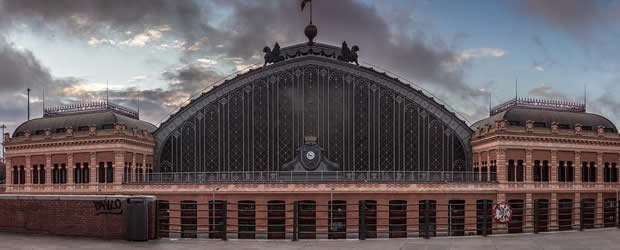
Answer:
2, 28, 619, 240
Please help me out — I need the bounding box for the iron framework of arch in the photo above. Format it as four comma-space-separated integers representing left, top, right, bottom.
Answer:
152, 55, 473, 183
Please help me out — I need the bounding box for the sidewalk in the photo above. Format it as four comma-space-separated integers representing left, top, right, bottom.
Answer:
1, 229, 618, 250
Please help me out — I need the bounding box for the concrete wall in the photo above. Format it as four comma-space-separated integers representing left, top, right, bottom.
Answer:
0, 195, 156, 240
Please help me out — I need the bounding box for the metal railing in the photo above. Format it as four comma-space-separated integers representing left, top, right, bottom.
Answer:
156, 199, 620, 240
127, 171, 496, 184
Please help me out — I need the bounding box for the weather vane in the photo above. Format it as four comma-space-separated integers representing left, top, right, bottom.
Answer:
301, 0, 317, 44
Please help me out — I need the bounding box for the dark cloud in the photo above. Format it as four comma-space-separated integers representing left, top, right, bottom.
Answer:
0, 0, 493, 126
517, 0, 620, 55
518, 0, 603, 36
0, 35, 54, 130
205, 0, 486, 118
0, 36, 53, 91
0, 0, 204, 40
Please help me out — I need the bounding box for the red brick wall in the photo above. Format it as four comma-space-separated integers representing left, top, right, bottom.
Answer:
0, 196, 156, 240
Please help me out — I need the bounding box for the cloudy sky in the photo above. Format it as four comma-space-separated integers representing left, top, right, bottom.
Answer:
0, 0, 619, 140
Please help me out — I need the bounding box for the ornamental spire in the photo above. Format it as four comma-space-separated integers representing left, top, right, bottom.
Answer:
301, 0, 317, 44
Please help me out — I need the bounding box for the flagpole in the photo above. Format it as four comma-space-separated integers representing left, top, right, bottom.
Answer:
310, 1, 313, 24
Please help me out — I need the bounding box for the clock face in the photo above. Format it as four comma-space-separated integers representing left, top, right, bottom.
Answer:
305, 151, 316, 160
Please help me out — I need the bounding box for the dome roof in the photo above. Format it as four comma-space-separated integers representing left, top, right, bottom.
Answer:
13, 111, 157, 137
472, 98, 616, 133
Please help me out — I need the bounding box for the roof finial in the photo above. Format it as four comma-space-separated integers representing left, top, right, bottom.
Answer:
301, 0, 317, 44
584, 84, 587, 111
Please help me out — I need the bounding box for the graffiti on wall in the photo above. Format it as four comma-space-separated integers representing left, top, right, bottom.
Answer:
93, 199, 123, 215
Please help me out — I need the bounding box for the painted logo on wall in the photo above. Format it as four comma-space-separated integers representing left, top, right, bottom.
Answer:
493, 201, 513, 224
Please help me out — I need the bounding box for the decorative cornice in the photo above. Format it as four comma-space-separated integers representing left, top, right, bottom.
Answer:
4, 135, 154, 152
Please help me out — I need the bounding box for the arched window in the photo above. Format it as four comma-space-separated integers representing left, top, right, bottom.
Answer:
589, 162, 596, 182
490, 160, 497, 181
328, 200, 347, 239
558, 161, 566, 182
604, 198, 617, 227
238, 200, 256, 239
534, 199, 549, 232
297, 200, 316, 239
566, 161, 574, 182
267, 200, 286, 239
359, 200, 377, 238
82, 163, 89, 183
476, 200, 493, 235
12, 166, 18, 184
558, 199, 572, 231
612, 163, 618, 182
604, 162, 611, 182
98, 162, 106, 183
542, 160, 549, 182
508, 160, 515, 182
180, 200, 197, 238
157, 200, 170, 238
582, 161, 589, 182
19, 166, 25, 184
516, 160, 524, 182
473, 164, 479, 182
32, 165, 39, 184
209, 200, 227, 239
449, 200, 465, 236
74, 163, 81, 184
389, 200, 407, 238
508, 199, 524, 233
534, 160, 541, 182
106, 162, 114, 183
581, 199, 595, 229
60, 164, 67, 184
52, 164, 59, 184
481, 161, 488, 182
419, 200, 436, 237
123, 162, 129, 183
39, 165, 45, 184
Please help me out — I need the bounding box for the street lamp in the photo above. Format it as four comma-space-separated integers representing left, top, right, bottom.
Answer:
212, 186, 220, 236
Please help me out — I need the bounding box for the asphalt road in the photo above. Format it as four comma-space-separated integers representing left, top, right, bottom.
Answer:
1, 229, 619, 250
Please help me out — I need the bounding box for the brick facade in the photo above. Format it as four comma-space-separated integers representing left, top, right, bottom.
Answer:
0, 195, 156, 239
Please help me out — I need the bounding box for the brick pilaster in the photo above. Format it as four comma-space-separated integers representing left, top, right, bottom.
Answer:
45, 154, 52, 187
526, 150, 533, 183
132, 153, 137, 182
25, 155, 31, 184
551, 151, 558, 184
595, 193, 603, 227
549, 193, 558, 230
524, 193, 533, 232
67, 153, 74, 184
574, 193, 581, 228
496, 148, 506, 183
597, 153, 603, 184
5, 158, 11, 187
575, 152, 581, 184
114, 151, 124, 184
90, 152, 97, 184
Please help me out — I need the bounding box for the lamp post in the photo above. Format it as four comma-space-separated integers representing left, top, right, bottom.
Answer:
0, 124, 5, 164
212, 186, 220, 236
